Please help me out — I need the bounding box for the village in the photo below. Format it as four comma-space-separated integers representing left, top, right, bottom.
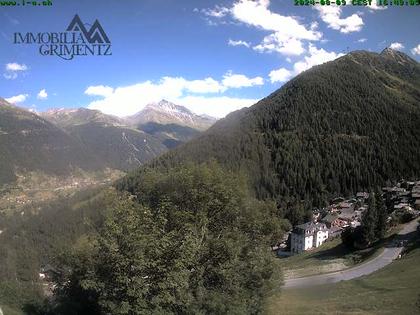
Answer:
277, 180, 420, 256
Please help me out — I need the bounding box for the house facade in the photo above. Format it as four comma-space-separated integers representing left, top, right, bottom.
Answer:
290, 222, 329, 254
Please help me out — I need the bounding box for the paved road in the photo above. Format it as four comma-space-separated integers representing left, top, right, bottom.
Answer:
283, 219, 419, 289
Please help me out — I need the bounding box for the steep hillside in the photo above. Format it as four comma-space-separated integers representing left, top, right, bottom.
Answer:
137, 122, 200, 149
66, 122, 167, 170
126, 99, 216, 131
42, 108, 167, 170
41, 107, 122, 128
146, 49, 420, 216
0, 99, 104, 185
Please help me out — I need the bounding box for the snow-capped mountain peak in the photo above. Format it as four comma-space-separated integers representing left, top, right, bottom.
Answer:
127, 100, 216, 131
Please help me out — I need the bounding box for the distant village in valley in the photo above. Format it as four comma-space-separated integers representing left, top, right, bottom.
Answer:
276, 180, 420, 256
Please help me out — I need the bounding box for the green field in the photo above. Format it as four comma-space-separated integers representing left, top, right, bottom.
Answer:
265, 241, 420, 315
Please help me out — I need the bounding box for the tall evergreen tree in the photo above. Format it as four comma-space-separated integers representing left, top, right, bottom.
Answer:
361, 192, 377, 245
375, 190, 387, 239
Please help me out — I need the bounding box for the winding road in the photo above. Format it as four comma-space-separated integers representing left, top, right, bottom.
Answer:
283, 219, 419, 289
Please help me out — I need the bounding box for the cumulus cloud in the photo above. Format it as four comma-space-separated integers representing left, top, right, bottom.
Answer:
5, 94, 28, 104
254, 34, 306, 56
294, 44, 344, 74
37, 89, 48, 100
222, 72, 263, 88
315, 6, 363, 33
269, 68, 292, 83
389, 42, 404, 51
3, 62, 28, 80
203, 0, 321, 56
357, 38, 367, 43
233, 0, 321, 55
411, 44, 420, 56
269, 44, 344, 83
85, 74, 263, 118
231, 0, 320, 40
85, 85, 114, 97
228, 39, 250, 48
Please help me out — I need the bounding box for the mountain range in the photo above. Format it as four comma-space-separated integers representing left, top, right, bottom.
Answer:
0, 99, 216, 186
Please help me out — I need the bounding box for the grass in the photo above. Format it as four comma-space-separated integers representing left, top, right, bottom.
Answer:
265, 238, 420, 315
277, 238, 384, 279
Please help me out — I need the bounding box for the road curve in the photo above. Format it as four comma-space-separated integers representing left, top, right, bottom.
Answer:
283, 219, 419, 289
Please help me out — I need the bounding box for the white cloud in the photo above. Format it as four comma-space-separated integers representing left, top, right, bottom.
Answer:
231, 0, 321, 41
254, 34, 306, 56
4, 62, 28, 80
203, 1, 321, 56
222, 72, 263, 88
5, 94, 28, 104
269, 44, 344, 83
389, 42, 404, 51
294, 44, 344, 74
228, 39, 250, 48
183, 77, 225, 93
315, 6, 363, 33
357, 38, 367, 43
269, 68, 292, 83
85, 85, 114, 97
37, 89, 48, 100
411, 44, 420, 56
6, 63, 27, 71
201, 5, 230, 18
86, 74, 262, 118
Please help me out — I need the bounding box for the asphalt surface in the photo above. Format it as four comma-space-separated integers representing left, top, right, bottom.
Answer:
283, 219, 419, 289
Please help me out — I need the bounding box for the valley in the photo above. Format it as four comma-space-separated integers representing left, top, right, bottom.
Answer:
0, 48, 419, 315
0, 168, 124, 213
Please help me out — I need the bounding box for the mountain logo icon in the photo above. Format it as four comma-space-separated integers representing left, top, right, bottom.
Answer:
66, 14, 110, 44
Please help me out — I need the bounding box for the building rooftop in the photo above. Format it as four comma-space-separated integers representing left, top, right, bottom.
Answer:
293, 222, 328, 235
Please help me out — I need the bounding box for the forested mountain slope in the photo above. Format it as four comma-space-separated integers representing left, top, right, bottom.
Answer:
147, 49, 420, 217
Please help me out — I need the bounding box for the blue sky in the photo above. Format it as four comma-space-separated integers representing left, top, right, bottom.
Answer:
1, 0, 419, 117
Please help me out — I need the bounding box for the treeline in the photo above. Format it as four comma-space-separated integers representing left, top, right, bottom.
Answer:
0, 186, 107, 311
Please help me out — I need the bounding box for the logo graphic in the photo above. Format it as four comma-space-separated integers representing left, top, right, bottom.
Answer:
66, 14, 110, 44
13, 15, 112, 60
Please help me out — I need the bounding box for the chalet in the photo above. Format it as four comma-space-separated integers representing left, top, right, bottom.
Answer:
290, 222, 329, 254
338, 208, 356, 222
321, 213, 339, 228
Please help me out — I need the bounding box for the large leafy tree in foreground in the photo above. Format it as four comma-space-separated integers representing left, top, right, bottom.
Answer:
50, 163, 289, 314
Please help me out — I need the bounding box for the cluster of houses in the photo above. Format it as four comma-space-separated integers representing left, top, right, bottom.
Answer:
279, 180, 420, 255
383, 180, 420, 215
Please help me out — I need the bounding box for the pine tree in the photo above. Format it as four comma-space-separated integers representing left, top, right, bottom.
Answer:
361, 192, 377, 245
375, 190, 387, 239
